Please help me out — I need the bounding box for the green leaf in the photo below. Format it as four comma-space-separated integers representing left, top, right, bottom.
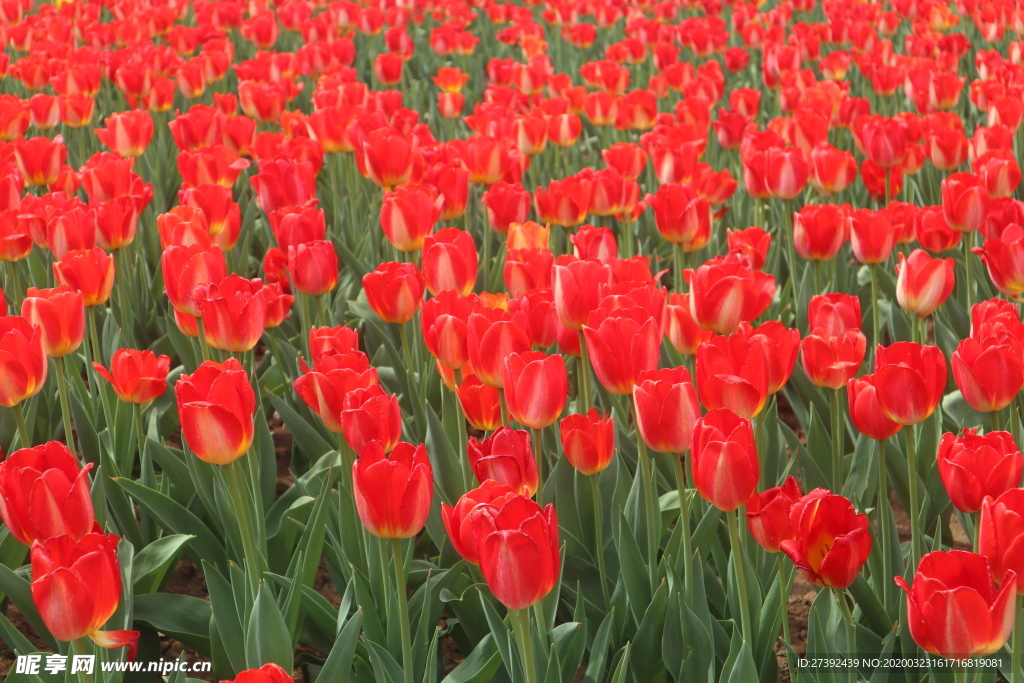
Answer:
133, 593, 212, 655
203, 563, 246, 674
316, 612, 363, 682
245, 583, 295, 671
116, 478, 227, 570
441, 634, 502, 683
630, 581, 668, 682
132, 535, 193, 594
0, 564, 56, 650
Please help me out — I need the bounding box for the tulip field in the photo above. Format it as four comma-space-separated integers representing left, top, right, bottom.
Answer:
5, 0, 1024, 682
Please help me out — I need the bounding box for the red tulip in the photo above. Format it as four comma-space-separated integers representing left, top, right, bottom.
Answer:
895, 250, 956, 317
938, 430, 1022, 513
952, 332, 1024, 413
175, 359, 255, 465
633, 366, 701, 454
53, 247, 114, 307
380, 184, 442, 252
800, 328, 867, 390
161, 244, 227, 317
746, 476, 802, 553
553, 256, 613, 331
726, 227, 771, 270
980, 489, 1024, 594
342, 385, 402, 455
504, 248, 554, 299
739, 320, 800, 395
21, 286, 85, 358
442, 480, 519, 564
94, 110, 154, 158
782, 491, 872, 589
502, 351, 567, 430
308, 326, 360, 362
287, 240, 338, 297
895, 550, 1016, 657
422, 228, 477, 296
467, 307, 532, 388
421, 291, 478, 371
0, 315, 47, 408
765, 146, 809, 200
93, 349, 170, 404
482, 181, 531, 234
975, 224, 1024, 301
457, 373, 502, 432
849, 208, 898, 264
793, 204, 848, 262
194, 275, 270, 353
223, 664, 293, 683
362, 127, 416, 190
857, 114, 907, 168
650, 182, 712, 251
373, 52, 404, 86
31, 533, 138, 656
684, 254, 776, 335
809, 142, 857, 196
293, 351, 378, 434
535, 176, 593, 228
696, 333, 770, 418
14, 136, 66, 187
0, 441, 94, 545
873, 342, 947, 426
690, 408, 759, 511
808, 293, 862, 336
559, 409, 615, 475
362, 262, 425, 325
471, 493, 560, 609
914, 205, 962, 252
353, 441, 432, 538
662, 292, 716, 356
973, 150, 1022, 199
942, 172, 991, 233
582, 304, 661, 396
468, 427, 538, 496
926, 127, 968, 171
846, 376, 902, 440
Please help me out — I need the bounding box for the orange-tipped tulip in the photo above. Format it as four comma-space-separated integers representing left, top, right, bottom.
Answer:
21, 286, 84, 358
174, 359, 256, 465
93, 349, 170, 405
782, 492, 872, 589
353, 441, 432, 538
691, 408, 759, 512
939, 430, 1023, 514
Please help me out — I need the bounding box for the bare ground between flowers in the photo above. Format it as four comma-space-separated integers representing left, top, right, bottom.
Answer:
0, 407, 957, 682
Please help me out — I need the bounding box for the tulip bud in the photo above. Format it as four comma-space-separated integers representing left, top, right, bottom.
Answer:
353, 441, 432, 538
691, 408, 759, 511
938, 430, 1023, 513
468, 427, 538, 496
559, 409, 615, 475
746, 476, 802, 553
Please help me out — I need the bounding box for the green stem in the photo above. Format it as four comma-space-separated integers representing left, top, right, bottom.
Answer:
225, 457, 262, 601
195, 314, 212, 362
452, 369, 470, 493
499, 388, 510, 427
398, 324, 417, 387
905, 426, 922, 570
73, 638, 95, 683
673, 243, 683, 293
1013, 594, 1023, 683
834, 589, 856, 683
870, 264, 881, 350
511, 608, 538, 683
778, 555, 797, 683
953, 665, 967, 683
727, 509, 752, 644
55, 356, 76, 456
88, 307, 113, 429
588, 473, 611, 607
12, 402, 29, 447
878, 439, 893, 612
577, 331, 592, 411
964, 230, 975, 311
672, 453, 694, 603
832, 389, 844, 492
632, 402, 660, 587
391, 538, 415, 683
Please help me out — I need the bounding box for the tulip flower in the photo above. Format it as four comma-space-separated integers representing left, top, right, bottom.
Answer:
980, 489, 1024, 594
21, 286, 84, 358
793, 204, 848, 262
0, 441, 94, 545
194, 275, 270, 353
94, 110, 154, 158
31, 533, 139, 657
14, 136, 66, 186
662, 292, 716, 355
975, 224, 1024, 301
872, 342, 947, 426
93, 349, 170, 405
846, 376, 902, 441
696, 333, 770, 418
341, 385, 402, 455
849, 208, 898, 264
691, 408, 759, 512
421, 291, 479, 371
223, 664, 293, 683
362, 262, 425, 325
895, 551, 1016, 658
781, 492, 872, 589
895, 250, 956, 317
559, 409, 615, 475
457, 374, 502, 432
942, 172, 991, 233
857, 114, 907, 168
502, 351, 567, 430
739, 320, 800, 395
807, 293, 862, 336
0, 315, 47, 409
293, 351, 378, 435
482, 181, 531, 234
174, 359, 255, 465
287, 240, 338, 297
746, 476, 802, 553
468, 427, 538, 497
581, 304, 660, 396
53, 247, 114, 307
939, 430, 1023, 514
765, 146, 809, 200
952, 335, 1024, 413
726, 227, 771, 270
471, 493, 560, 610
422, 228, 477, 296
534, 176, 592, 227
442, 480, 520, 564
362, 127, 416, 190
633, 367, 701, 454
467, 307, 532, 388
649, 182, 712, 251
380, 184, 443, 252
553, 256, 613, 331
684, 254, 776, 335
353, 441, 432, 538
161, 244, 227, 317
